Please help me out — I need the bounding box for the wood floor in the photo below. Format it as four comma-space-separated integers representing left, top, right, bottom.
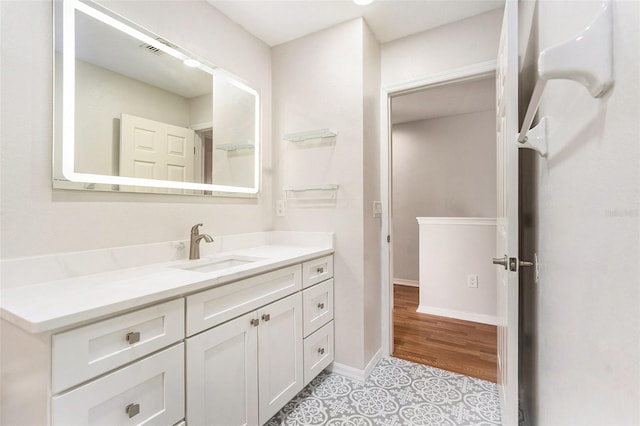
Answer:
393, 285, 498, 382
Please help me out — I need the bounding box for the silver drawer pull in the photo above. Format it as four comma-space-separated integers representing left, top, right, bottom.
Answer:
317, 302, 325, 310
125, 332, 140, 344
318, 347, 325, 355
250, 318, 260, 327
317, 266, 325, 274
262, 314, 271, 322
125, 403, 140, 418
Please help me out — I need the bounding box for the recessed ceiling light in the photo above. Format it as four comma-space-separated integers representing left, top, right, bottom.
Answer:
183, 59, 201, 68
353, 0, 374, 5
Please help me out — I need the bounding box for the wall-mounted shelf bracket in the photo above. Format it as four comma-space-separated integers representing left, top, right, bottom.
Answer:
518, 0, 613, 155
518, 118, 547, 157
283, 129, 338, 142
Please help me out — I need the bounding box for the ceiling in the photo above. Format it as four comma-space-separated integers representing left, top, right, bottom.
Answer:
207, 0, 504, 47
72, 9, 212, 99
391, 76, 495, 125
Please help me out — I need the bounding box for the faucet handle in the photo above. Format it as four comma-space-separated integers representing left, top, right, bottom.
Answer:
190, 223, 203, 235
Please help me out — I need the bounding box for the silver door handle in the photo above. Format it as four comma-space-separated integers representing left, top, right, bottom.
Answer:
493, 256, 534, 271
492, 256, 508, 270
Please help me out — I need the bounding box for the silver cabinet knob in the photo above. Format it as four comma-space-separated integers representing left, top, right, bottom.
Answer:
125, 403, 140, 418
125, 332, 140, 344
317, 302, 325, 310
262, 314, 271, 322
318, 347, 325, 355
317, 266, 324, 274
250, 318, 260, 327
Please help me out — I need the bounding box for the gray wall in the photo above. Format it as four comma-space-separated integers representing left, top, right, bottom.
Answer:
392, 111, 496, 282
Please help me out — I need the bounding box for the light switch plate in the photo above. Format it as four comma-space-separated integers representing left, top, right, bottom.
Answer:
373, 201, 382, 218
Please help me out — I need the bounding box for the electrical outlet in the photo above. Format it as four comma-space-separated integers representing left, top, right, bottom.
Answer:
467, 274, 478, 288
276, 200, 285, 217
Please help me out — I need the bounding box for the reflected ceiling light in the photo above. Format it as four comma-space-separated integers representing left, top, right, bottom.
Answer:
183, 59, 201, 68
353, 0, 374, 5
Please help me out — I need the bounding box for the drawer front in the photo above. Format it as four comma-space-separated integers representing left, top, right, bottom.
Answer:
303, 321, 334, 386
302, 279, 334, 337
52, 344, 185, 426
186, 264, 302, 336
302, 255, 333, 288
52, 299, 184, 393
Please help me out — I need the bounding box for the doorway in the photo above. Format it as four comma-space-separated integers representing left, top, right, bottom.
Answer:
380, 62, 499, 382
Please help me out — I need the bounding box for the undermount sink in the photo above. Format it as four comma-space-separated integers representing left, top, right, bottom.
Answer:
173, 256, 263, 273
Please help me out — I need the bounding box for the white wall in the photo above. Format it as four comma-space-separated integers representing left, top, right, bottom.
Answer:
526, 0, 640, 423
272, 18, 381, 371
381, 8, 503, 87
417, 218, 497, 324
362, 22, 382, 364
0, 0, 272, 260
392, 111, 496, 282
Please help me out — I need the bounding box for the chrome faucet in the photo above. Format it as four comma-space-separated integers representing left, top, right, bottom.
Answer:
189, 223, 214, 260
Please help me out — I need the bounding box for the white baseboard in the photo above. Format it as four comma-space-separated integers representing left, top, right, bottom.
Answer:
416, 305, 497, 326
328, 348, 384, 383
393, 278, 419, 287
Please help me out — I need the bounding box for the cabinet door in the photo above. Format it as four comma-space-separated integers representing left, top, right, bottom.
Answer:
257, 293, 303, 424
186, 312, 258, 426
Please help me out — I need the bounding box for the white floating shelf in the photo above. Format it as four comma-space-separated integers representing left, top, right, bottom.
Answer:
215, 143, 255, 151
283, 128, 338, 142
283, 184, 339, 201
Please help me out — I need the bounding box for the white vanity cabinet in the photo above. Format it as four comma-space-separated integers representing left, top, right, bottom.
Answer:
51, 299, 186, 426
301, 256, 335, 386
186, 292, 303, 426
0, 250, 334, 426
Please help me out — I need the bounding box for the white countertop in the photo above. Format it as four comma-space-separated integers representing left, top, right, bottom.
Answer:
0, 232, 333, 334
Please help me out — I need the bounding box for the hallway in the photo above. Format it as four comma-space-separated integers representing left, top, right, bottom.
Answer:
393, 285, 497, 382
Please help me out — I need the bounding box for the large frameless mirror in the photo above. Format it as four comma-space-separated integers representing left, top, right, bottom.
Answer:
53, 0, 260, 196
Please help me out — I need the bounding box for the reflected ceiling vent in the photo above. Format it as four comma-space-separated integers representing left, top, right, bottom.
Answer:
139, 38, 173, 56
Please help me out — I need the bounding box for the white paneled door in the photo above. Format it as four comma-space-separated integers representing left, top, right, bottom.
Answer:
120, 113, 195, 193
495, 0, 519, 424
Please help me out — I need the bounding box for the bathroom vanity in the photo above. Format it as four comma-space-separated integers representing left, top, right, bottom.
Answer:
0, 232, 335, 426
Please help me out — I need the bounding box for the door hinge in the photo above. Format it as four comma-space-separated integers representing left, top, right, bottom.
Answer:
387, 235, 390, 243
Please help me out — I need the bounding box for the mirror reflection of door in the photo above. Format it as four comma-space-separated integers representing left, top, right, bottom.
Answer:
119, 113, 195, 194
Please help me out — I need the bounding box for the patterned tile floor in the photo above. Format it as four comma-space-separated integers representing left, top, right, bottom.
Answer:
267, 357, 501, 426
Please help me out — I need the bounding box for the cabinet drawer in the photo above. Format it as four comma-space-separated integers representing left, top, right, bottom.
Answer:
186, 264, 302, 336
302, 255, 333, 288
302, 279, 334, 337
303, 321, 334, 386
52, 298, 184, 393
52, 344, 185, 426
